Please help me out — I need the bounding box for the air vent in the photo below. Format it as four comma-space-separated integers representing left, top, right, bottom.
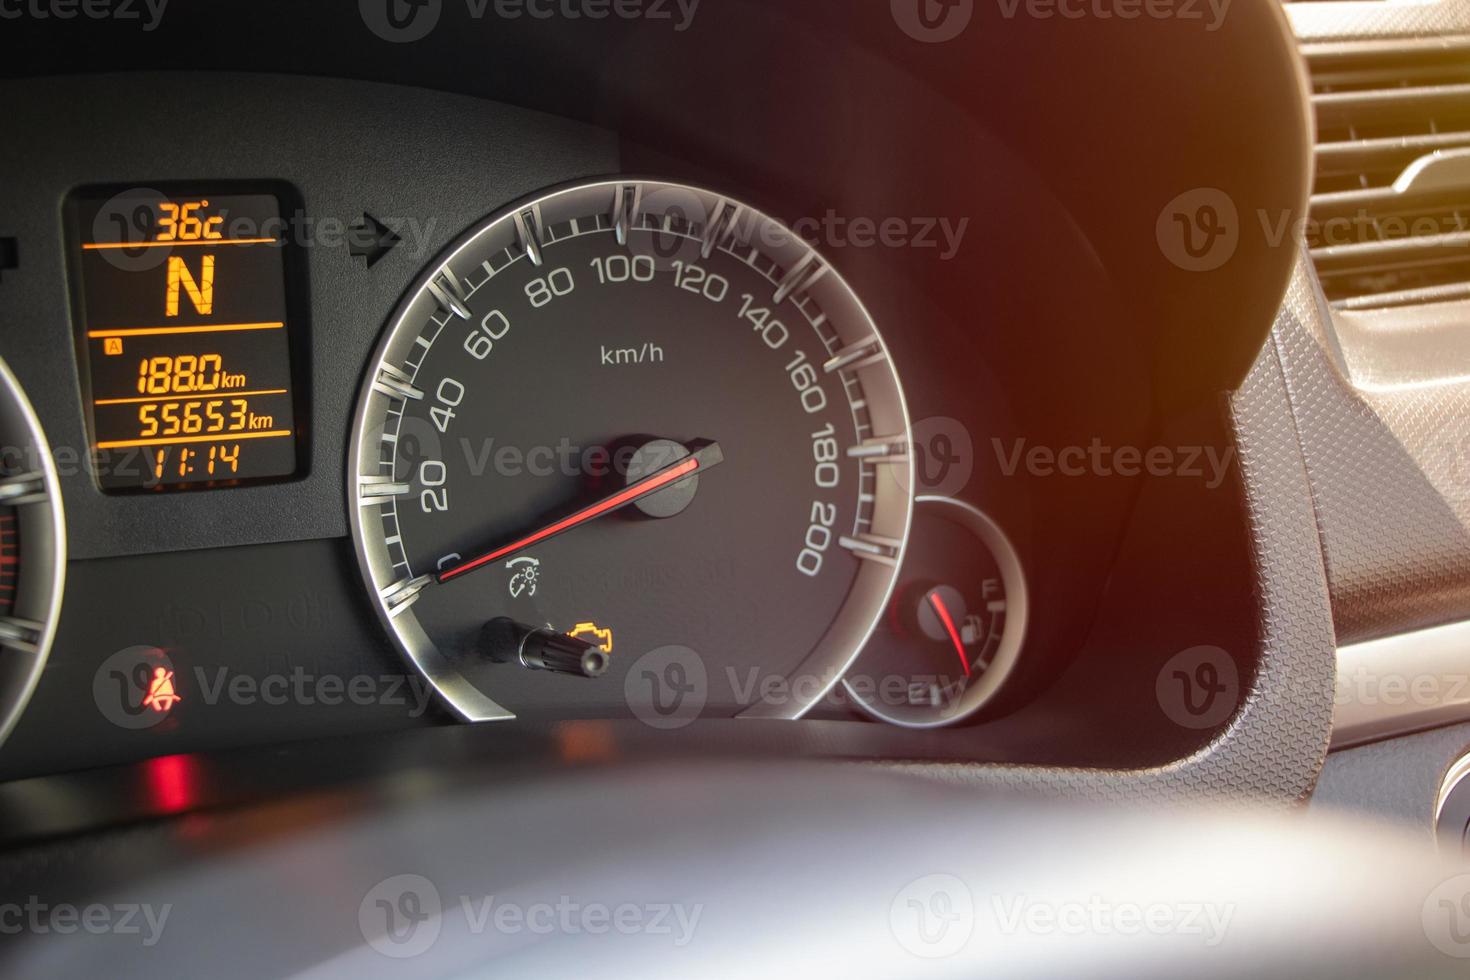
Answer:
1302, 37, 1470, 310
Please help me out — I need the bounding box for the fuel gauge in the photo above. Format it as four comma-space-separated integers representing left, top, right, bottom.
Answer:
842, 496, 1027, 728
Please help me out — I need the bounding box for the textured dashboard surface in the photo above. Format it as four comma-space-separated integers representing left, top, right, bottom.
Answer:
903, 330, 1337, 807
1277, 0, 1470, 646
1313, 719, 1470, 835
1273, 259, 1470, 644
1287, 0, 1470, 44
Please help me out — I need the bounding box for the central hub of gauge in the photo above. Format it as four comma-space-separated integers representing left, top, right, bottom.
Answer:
348, 179, 913, 723
625, 439, 700, 519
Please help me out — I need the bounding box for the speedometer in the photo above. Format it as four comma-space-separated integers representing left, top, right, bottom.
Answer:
348, 179, 911, 722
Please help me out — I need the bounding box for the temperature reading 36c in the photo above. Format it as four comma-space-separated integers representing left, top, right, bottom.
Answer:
68, 188, 302, 491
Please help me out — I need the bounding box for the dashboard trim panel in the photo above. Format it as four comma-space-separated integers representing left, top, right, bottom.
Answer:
1334, 618, 1470, 750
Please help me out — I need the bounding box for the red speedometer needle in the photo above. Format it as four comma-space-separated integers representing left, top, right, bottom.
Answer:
437, 441, 724, 585
927, 591, 972, 677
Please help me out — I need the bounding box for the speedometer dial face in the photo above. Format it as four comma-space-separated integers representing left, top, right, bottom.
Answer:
349, 179, 912, 722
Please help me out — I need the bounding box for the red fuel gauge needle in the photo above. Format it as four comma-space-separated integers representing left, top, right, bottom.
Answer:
926, 590, 972, 677
437, 441, 724, 585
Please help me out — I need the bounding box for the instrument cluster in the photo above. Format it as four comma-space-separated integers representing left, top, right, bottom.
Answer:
0, 16, 1270, 780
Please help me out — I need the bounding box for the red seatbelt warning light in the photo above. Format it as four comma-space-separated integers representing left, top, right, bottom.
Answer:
141, 666, 182, 714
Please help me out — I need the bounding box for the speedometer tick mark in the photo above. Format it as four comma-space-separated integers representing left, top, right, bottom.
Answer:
360, 476, 412, 502
773, 256, 827, 305
839, 534, 902, 566
701, 200, 740, 258
380, 576, 433, 618
847, 436, 909, 461
372, 365, 425, 402
514, 208, 545, 267
823, 339, 884, 375
428, 269, 472, 319
612, 183, 644, 246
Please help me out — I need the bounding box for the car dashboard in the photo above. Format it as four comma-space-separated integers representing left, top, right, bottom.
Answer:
0, 0, 1468, 927
0, 0, 1311, 784
12, 2, 1470, 977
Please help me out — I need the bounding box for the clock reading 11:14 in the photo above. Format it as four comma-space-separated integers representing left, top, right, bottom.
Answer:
69, 189, 302, 492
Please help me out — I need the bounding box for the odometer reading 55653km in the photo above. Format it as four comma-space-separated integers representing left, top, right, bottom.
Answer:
349, 180, 913, 723
69, 188, 301, 492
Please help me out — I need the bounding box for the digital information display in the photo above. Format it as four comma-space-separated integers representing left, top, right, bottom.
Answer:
70, 190, 301, 492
